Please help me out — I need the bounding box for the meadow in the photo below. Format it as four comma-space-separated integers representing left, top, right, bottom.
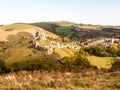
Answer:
87, 56, 114, 69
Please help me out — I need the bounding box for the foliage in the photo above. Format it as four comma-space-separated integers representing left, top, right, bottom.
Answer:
0, 59, 6, 73
85, 44, 120, 57
0, 48, 95, 73
107, 44, 119, 56
85, 45, 108, 57
111, 59, 120, 71
60, 57, 74, 71
62, 36, 70, 42
5, 28, 14, 31
31, 22, 58, 33
102, 28, 119, 32
74, 50, 92, 69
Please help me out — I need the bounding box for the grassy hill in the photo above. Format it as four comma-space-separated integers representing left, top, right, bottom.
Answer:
0, 22, 118, 71
0, 23, 74, 69
0, 23, 59, 41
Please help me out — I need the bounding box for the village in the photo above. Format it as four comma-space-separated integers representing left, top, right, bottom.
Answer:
33, 29, 120, 54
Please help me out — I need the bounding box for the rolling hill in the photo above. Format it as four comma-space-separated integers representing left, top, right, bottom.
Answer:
0, 22, 118, 70
0, 23, 59, 41
0, 23, 75, 69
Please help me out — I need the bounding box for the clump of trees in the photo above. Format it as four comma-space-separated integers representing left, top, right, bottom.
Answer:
111, 59, 120, 71
0, 59, 8, 74
107, 44, 120, 57
31, 22, 58, 33
84, 44, 120, 57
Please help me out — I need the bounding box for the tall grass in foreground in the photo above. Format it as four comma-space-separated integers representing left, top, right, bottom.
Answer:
0, 70, 119, 90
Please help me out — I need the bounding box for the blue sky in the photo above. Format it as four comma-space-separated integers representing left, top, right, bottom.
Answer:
0, 0, 120, 25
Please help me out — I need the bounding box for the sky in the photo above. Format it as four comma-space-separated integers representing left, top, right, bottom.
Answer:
0, 0, 120, 25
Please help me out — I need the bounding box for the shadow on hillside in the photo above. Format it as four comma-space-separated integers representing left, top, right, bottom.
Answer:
27, 44, 47, 51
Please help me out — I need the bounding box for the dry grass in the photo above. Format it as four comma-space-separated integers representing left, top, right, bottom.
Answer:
0, 70, 119, 90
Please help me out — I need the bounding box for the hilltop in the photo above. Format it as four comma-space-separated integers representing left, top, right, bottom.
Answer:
0, 23, 59, 41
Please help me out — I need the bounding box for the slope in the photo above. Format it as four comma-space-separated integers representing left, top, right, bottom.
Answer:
0, 23, 59, 41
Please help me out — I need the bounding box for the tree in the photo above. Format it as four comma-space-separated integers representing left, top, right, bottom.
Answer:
74, 49, 92, 68
111, 59, 120, 71
62, 36, 70, 42
85, 45, 109, 57
107, 44, 119, 56
0, 59, 6, 73
12, 62, 20, 71
60, 57, 74, 70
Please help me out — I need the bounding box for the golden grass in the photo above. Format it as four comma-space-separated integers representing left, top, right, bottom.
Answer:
0, 23, 60, 41
0, 70, 119, 90
54, 48, 70, 57
87, 56, 114, 69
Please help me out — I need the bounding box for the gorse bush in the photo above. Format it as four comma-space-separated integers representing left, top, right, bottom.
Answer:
60, 57, 74, 71
73, 49, 93, 69
111, 59, 120, 71
74, 55, 91, 68
0, 59, 7, 73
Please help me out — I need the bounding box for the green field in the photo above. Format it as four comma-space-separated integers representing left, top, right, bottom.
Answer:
87, 56, 114, 69
56, 26, 74, 36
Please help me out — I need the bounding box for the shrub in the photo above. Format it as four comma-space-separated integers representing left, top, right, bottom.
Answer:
107, 44, 119, 56
12, 62, 20, 72
74, 55, 92, 68
5, 28, 14, 31
73, 49, 93, 69
85, 45, 109, 57
111, 60, 120, 71
0, 59, 6, 73
60, 57, 74, 71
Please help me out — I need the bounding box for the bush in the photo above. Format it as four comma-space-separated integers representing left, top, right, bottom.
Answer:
0, 59, 6, 73
74, 55, 92, 68
60, 57, 74, 71
73, 49, 93, 69
12, 62, 20, 72
85, 45, 109, 57
107, 44, 119, 56
111, 60, 120, 71
5, 28, 14, 31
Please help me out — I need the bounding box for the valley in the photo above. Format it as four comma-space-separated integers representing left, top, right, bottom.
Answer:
0, 22, 120, 90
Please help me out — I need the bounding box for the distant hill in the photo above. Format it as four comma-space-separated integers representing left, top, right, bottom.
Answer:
31, 21, 120, 39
